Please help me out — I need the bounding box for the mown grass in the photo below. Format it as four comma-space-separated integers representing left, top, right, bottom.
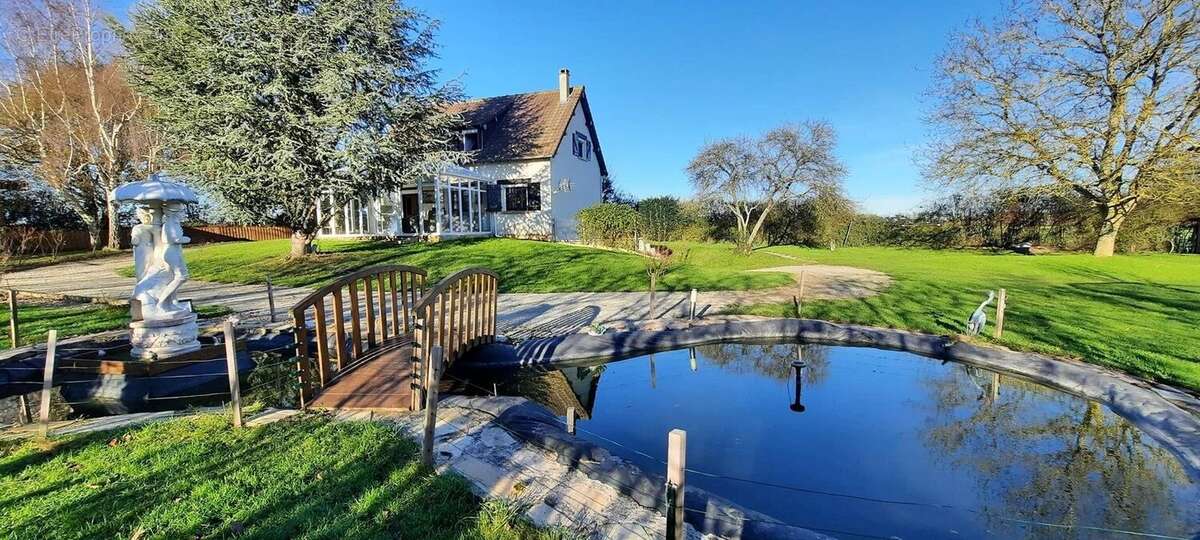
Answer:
0, 303, 231, 349
108, 238, 1200, 390
0, 413, 571, 540
146, 238, 791, 293
716, 245, 1200, 392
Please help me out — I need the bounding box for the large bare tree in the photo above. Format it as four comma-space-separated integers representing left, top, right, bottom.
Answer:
0, 0, 154, 250
926, 0, 1200, 256
687, 122, 846, 254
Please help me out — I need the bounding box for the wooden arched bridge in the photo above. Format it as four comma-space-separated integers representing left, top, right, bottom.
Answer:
289, 266, 499, 411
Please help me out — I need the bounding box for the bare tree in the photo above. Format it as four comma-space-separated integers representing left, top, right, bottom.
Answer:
926, 0, 1200, 256
0, 0, 153, 250
687, 122, 846, 254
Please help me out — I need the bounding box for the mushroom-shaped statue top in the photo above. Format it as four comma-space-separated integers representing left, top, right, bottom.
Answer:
113, 174, 198, 204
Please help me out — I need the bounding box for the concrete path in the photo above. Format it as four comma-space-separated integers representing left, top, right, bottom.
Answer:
496, 265, 890, 339
3, 255, 890, 338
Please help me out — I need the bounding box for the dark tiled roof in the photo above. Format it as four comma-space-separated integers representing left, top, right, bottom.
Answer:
448, 86, 608, 176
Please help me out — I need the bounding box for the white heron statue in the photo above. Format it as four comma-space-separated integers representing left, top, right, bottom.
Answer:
966, 291, 995, 335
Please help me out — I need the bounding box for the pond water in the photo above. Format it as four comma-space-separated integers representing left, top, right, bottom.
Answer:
459, 342, 1200, 540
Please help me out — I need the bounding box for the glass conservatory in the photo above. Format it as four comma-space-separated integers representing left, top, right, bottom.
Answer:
318, 166, 494, 239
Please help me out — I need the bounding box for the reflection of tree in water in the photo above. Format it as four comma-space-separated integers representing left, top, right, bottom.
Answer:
697, 342, 830, 385
923, 366, 1195, 538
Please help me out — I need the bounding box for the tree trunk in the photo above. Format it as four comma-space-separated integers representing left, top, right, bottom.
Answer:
105, 193, 121, 250
290, 230, 315, 258
1093, 201, 1133, 257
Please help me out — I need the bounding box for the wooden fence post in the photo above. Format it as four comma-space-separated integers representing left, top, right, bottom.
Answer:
795, 271, 807, 318
38, 329, 57, 440
266, 276, 277, 323
566, 406, 576, 435
666, 429, 687, 540
7, 289, 17, 348
994, 288, 1007, 339
223, 320, 243, 428
421, 345, 444, 468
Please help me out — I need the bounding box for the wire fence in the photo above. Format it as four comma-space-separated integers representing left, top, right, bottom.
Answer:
2, 333, 305, 422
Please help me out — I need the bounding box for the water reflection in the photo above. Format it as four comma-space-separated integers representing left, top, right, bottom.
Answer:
455, 343, 1199, 539
924, 365, 1194, 537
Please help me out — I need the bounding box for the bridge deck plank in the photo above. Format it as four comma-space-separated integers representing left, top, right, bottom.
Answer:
308, 337, 414, 411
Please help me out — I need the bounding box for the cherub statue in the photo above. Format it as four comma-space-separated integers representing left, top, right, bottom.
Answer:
154, 202, 192, 317
131, 206, 164, 314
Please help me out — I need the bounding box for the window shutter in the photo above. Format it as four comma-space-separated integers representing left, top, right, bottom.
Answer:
485, 184, 502, 211
527, 182, 541, 211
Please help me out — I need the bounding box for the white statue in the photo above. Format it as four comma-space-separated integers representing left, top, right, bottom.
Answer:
114, 175, 202, 358
155, 202, 192, 316
130, 207, 161, 310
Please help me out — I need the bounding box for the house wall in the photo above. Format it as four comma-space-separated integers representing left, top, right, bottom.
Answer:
467, 160, 554, 239
547, 101, 605, 241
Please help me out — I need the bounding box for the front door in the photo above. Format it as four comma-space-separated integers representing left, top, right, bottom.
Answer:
401, 193, 419, 234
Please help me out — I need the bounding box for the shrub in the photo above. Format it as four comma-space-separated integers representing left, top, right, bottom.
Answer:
637, 196, 687, 241
577, 203, 642, 249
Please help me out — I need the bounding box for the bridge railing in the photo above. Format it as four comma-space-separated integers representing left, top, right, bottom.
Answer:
291, 265, 427, 405
412, 267, 499, 410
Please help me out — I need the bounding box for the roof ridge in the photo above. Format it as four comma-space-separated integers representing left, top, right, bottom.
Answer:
457, 85, 585, 104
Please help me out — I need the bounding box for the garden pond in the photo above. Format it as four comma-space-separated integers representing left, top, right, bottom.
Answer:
456, 341, 1200, 539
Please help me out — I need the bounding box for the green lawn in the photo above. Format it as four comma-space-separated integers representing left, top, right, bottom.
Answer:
0, 303, 231, 349
0, 413, 569, 540
717, 245, 1200, 392
147, 238, 791, 293
110, 238, 1200, 390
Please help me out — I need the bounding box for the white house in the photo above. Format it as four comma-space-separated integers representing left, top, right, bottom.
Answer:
318, 68, 608, 242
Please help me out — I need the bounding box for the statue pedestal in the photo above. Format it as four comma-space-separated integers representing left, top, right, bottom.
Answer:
130, 313, 202, 359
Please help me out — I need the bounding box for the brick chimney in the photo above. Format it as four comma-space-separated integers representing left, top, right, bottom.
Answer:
558, 68, 570, 103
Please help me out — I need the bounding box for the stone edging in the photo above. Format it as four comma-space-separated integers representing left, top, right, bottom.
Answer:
461, 317, 1200, 480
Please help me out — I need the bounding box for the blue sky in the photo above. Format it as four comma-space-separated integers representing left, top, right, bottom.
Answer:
409, 0, 1003, 215
112, 1, 1001, 215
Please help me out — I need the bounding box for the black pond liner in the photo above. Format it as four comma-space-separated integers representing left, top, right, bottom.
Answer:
1, 329, 296, 415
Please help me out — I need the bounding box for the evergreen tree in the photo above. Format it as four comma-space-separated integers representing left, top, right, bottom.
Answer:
115, 0, 459, 256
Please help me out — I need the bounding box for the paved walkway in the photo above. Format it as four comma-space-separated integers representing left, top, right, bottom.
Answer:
3, 255, 890, 337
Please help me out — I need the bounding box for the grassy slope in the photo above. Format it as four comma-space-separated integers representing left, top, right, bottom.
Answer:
0, 304, 231, 349
157, 238, 791, 293
0, 414, 568, 540
722, 246, 1200, 391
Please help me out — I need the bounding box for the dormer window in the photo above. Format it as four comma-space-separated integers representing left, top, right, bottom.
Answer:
459, 129, 481, 151
572, 131, 591, 161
